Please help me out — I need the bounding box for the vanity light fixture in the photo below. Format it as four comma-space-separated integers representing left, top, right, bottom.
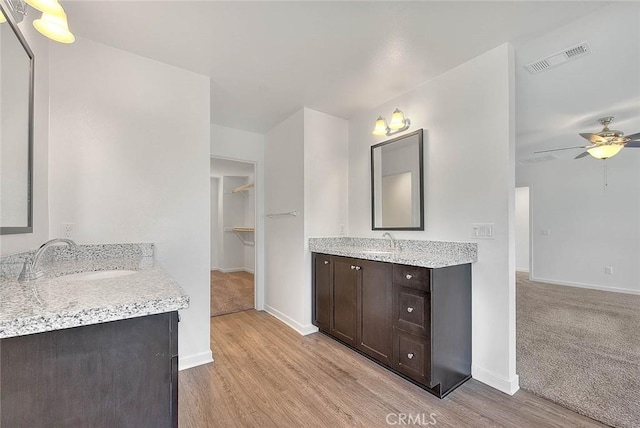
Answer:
3, 0, 74, 43
372, 108, 411, 136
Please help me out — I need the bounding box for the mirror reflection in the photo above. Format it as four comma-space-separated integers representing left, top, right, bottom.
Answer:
0, 4, 34, 234
371, 129, 424, 230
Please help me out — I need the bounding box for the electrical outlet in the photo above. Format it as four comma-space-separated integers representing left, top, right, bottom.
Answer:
61, 223, 74, 238
541, 229, 551, 236
339, 224, 345, 236
605, 266, 613, 275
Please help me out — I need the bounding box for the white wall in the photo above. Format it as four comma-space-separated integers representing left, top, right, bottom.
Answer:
263, 108, 349, 334
348, 44, 518, 394
515, 187, 530, 272
48, 37, 212, 370
517, 155, 640, 294
210, 177, 219, 269
210, 124, 265, 308
264, 109, 308, 330
0, 16, 49, 255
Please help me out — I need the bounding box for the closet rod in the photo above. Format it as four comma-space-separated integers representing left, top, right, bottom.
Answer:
266, 210, 298, 218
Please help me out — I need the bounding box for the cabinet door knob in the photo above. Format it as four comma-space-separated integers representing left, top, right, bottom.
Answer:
405, 274, 413, 280
407, 353, 414, 359
351, 265, 355, 270
355, 266, 361, 271
407, 307, 414, 313
323, 261, 329, 265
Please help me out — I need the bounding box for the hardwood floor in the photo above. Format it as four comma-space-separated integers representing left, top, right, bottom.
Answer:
179, 310, 605, 427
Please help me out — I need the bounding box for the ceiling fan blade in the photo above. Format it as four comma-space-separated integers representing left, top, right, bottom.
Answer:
625, 141, 640, 148
574, 151, 590, 159
534, 145, 588, 154
625, 132, 640, 141
579, 132, 594, 141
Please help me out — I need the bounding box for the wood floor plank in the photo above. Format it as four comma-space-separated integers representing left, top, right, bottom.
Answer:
179, 310, 605, 428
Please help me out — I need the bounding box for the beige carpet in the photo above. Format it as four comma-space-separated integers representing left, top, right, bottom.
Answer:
517, 272, 640, 427
211, 270, 254, 317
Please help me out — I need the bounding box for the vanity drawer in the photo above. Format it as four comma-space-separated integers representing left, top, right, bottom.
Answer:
393, 264, 430, 291
393, 330, 431, 385
393, 285, 430, 338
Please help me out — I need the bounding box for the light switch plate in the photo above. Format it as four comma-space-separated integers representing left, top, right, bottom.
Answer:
471, 223, 494, 239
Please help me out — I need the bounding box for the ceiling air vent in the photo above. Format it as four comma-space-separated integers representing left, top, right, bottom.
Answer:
524, 41, 591, 74
518, 154, 559, 164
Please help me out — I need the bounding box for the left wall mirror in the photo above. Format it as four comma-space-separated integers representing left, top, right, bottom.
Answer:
0, 0, 34, 234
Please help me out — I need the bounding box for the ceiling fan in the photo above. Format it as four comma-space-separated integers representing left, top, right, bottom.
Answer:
535, 116, 640, 160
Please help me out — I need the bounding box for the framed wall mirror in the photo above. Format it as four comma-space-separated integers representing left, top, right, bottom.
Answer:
371, 129, 424, 230
0, 0, 34, 235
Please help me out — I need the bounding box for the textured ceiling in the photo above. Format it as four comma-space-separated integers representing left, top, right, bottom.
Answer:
64, 1, 613, 135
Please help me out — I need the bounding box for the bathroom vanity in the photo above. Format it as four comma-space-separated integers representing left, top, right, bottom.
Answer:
0, 243, 188, 428
310, 237, 476, 398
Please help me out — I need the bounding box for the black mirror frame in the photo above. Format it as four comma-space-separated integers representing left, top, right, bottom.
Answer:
371, 129, 424, 231
0, 0, 35, 235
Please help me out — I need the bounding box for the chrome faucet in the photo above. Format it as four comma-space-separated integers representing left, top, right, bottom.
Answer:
18, 238, 77, 282
382, 232, 397, 251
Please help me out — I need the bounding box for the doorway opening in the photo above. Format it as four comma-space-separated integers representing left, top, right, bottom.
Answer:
210, 157, 256, 317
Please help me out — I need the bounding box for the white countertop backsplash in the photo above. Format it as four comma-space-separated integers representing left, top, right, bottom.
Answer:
0, 243, 189, 339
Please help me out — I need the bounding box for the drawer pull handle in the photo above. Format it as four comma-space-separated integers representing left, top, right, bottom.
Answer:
324, 261, 329, 265
407, 307, 414, 313
405, 274, 413, 280
407, 353, 414, 359
355, 266, 361, 270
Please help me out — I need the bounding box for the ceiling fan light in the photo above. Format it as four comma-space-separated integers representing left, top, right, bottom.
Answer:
0, 12, 6, 23
587, 144, 624, 160
372, 116, 389, 136
33, 7, 75, 44
388, 108, 406, 130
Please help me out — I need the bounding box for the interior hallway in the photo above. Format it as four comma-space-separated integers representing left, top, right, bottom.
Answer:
179, 310, 604, 428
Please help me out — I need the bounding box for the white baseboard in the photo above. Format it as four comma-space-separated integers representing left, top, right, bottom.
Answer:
245, 268, 255, 274
211, 267, 219, 271
530, 275, 640, 296
515, 268, 529, 273
179, 350, 214, 371
264, 305, 319, 336
472, 365, 519, 395
218, 267, 246, 273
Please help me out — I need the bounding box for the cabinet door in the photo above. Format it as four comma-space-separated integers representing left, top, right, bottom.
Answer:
357, 259, 393, 365
312, 253, 332, 332
1, 312, 176, 428
331, 256, 359, 346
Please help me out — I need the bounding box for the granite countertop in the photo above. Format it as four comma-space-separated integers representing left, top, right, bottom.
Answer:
309, 237, 477, 268
0, 243, 189, 339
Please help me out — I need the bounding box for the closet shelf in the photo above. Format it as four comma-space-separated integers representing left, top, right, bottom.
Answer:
224, 227, 255, 246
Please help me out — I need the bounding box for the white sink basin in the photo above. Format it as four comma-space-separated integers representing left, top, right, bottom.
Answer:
63, 270, 139, 281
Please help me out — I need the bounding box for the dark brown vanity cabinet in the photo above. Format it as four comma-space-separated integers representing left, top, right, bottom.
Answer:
0, 312, 179, 428
312, 253, 471, 398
